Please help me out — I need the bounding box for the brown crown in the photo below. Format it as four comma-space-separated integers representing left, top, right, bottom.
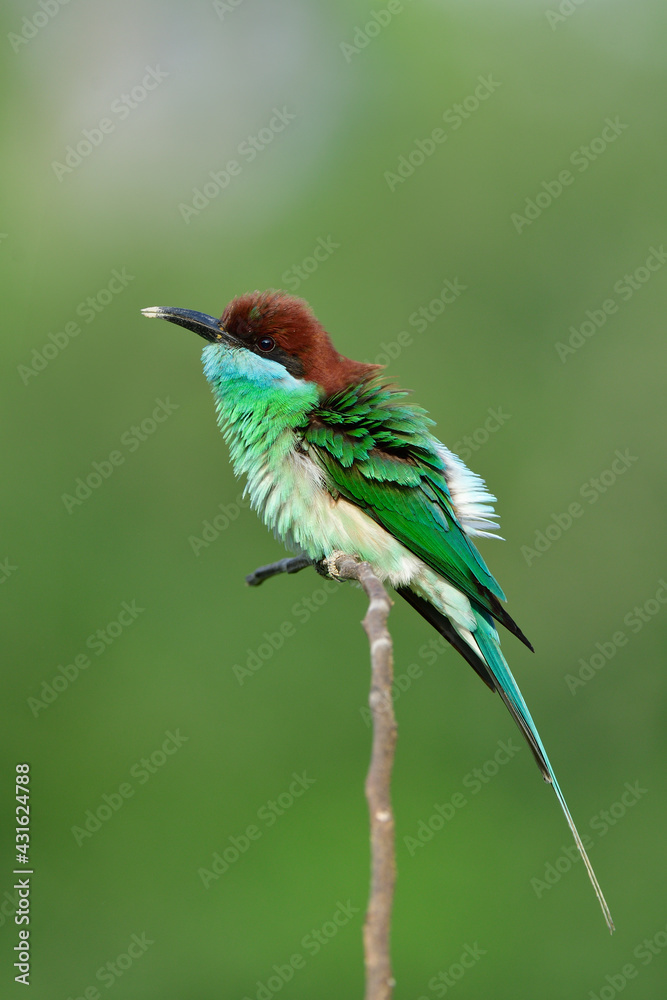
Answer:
221, 290, 383, 396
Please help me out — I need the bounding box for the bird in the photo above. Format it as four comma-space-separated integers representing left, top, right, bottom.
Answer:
142, 289, 614, 931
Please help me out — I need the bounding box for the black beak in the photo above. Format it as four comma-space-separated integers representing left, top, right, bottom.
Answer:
141, 306, 232, 345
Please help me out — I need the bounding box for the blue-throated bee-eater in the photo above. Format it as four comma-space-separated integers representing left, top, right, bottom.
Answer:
142, 290, 613, 931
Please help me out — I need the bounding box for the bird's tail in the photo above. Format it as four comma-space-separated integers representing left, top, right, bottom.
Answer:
471, 609, 615, 933
396, 587, 614, 931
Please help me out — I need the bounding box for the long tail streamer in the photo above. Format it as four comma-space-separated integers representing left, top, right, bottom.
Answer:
473, 609, 615, 933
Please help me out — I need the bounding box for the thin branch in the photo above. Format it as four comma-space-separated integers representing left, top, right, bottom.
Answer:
326, 553, 396, 1000
246, 552, 397, 999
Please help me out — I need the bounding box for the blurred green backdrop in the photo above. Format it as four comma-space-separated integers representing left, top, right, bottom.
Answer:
2, 0, 666, 997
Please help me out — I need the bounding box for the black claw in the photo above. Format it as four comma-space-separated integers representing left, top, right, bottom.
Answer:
313, 558, 333, 579
245, 556, 314, 587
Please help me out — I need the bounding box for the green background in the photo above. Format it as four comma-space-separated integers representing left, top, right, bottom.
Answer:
2, 0, 666, 997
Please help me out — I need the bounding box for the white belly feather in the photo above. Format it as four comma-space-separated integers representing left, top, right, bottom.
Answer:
247, 446, 481, 639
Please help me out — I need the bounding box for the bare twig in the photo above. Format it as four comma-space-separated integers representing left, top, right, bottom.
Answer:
246, 552, 397, 999
326, 553, 396, 1000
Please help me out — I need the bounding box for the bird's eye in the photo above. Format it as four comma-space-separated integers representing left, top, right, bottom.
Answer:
257, 336, 275, 353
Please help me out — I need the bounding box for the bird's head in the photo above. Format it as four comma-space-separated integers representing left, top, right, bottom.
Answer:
142, 290, 382, 397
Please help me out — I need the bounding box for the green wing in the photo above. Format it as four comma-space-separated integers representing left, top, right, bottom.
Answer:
303, 380, 530, 646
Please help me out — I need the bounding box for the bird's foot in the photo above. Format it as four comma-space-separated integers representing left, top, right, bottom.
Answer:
324, 550, 361, 580
245, 555, 314, 587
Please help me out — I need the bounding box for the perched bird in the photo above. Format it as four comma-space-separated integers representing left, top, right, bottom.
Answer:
142, 290, 613, 931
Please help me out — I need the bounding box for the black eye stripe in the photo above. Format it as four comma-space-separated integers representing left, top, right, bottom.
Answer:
250, 340, 305, 379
